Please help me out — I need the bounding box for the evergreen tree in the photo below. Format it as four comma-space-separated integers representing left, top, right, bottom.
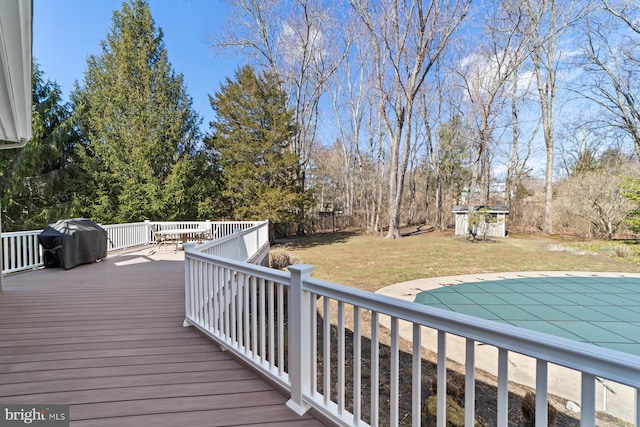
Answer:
72, 0, 210, 223
0, 62, 82, 231
621, 177, 640, 233
207, 65, 309, 235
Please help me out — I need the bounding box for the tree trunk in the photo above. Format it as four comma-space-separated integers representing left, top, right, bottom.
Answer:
467, 145, 483, 230
435, 177, 443, 231
506, 75, 520, 207
385, 108, 404, 239
544, 138, 554, 234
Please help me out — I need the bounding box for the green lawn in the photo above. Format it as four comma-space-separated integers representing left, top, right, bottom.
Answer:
273, 230, 640, 292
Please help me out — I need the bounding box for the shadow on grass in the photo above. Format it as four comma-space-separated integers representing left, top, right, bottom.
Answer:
400, 225, 435, 237
617, 239, 640, 245
273, 231, 360, 249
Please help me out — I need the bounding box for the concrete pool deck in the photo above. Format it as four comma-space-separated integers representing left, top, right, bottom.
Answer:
376, 271, 640, 424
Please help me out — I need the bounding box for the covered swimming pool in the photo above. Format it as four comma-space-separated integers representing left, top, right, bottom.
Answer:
414, 275, 640, 356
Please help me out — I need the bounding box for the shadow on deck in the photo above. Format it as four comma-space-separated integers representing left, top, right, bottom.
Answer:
0, 247, 322, 426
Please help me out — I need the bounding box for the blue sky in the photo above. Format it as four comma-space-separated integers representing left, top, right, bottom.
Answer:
33, 0, 242, 134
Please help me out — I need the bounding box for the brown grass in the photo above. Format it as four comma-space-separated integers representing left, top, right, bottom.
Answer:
276, 230, 640, 292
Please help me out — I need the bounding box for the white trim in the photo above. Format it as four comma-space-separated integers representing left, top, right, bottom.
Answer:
0, 0, 32, 145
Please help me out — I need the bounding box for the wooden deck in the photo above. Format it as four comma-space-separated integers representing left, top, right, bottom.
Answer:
0, 247, 324, 426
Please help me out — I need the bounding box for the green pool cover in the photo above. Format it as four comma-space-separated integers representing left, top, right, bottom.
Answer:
414, 276, 640, 356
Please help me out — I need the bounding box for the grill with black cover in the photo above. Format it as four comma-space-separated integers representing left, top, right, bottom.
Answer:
38, 219, 108, 270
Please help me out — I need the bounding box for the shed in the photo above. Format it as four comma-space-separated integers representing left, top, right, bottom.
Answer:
453, 205, 509, 238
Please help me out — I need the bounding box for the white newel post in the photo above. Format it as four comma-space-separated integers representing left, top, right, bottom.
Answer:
144, 220, 152, 245
286, 264, 315, 415
183, 242, 196, 327
234, 229, 242, 260
258, 220, 266, 252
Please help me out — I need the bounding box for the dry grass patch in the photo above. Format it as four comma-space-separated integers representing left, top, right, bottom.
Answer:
269, 250, 300, 270
277, 230, 640, 291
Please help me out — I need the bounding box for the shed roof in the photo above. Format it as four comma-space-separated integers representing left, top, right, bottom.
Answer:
452, 205, 509, 214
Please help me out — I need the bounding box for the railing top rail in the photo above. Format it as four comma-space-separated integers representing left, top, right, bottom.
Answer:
303, 275, 640, 388
186, 248, 287, 284
1, 220, 266, 236
3, 222, 148, 236
193, 220, 268, 252
102, 222, 147, 228
2, 229, 43, 237
147, 220, 264, 225
0, 221, 262, 233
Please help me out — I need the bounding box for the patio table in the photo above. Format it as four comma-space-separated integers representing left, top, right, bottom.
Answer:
154, 228, 209, 249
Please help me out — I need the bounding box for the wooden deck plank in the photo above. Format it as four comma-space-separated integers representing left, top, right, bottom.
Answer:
0, 248, 324, 426
0, 360, 247, 397
0, 338, 212, 356
71, 404, 317, 427
1, 378, 274, 404
0, 351, 221, 374
71, 390, 289, 419
0, 325, 192, 339
0, 360, 254, 388
0, 344, 217, 364
243, 421, 325, 427
0, 330, 206, 347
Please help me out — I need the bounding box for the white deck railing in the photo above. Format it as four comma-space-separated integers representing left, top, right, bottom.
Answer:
0, 220, 257, 274
184, 222, 640, 427
0, 222, 156, 273
2, 230, 43, 274
192, 220, 268, 262
104, 222, 152, 251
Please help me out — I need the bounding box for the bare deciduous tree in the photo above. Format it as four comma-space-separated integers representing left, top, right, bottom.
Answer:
578, 1, 640, 157
555, 164, 637, 239
349, 0, 471, 239
518, 0, 583, 234
505, 61, 537, 208
457, 0, 532, 220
